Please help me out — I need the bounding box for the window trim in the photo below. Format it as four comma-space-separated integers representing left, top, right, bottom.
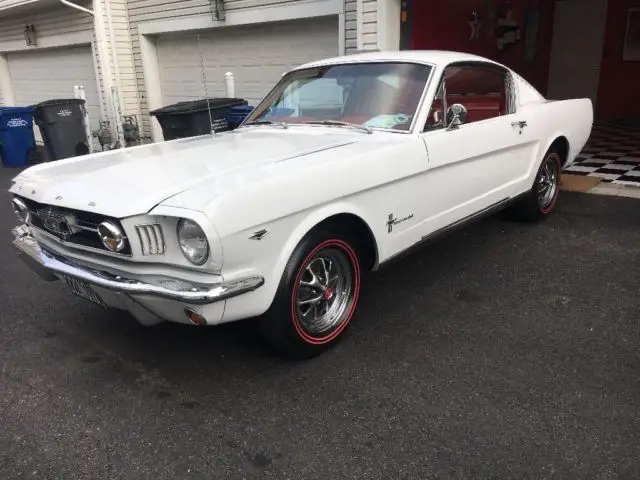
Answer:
421, 60, 517, 133
242, 59, 437, 135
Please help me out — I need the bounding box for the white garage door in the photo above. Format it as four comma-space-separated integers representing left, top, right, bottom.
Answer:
8, 45, 101, 143
156, 17, 339, 106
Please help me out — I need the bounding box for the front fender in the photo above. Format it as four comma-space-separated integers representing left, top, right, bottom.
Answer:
274, 201, 381, 282
219, 201, 381, 322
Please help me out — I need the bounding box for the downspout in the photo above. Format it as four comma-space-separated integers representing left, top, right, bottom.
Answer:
58, 0, 123, 148
103, 0, 123, 120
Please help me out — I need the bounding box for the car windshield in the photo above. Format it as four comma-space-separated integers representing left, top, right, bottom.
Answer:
243, 62, 433, 132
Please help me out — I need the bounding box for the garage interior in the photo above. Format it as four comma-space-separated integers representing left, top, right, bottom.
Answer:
401, 0, 640, 187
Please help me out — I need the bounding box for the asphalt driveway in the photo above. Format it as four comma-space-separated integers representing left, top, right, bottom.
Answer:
1, 166, 639, 479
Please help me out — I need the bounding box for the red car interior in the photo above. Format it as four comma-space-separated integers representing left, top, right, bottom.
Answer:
269, 66, 508, 130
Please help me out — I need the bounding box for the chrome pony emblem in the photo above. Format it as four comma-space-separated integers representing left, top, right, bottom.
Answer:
35, 208, 78, 239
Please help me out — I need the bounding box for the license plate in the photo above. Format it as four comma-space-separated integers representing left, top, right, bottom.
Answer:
64, 277, 106, 308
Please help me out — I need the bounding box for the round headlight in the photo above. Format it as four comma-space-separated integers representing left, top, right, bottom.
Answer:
11, 198, 30, 223
98, 221, 125, 252
177, 219, 209, 266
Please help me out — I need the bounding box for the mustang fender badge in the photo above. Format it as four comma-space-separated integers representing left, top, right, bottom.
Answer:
249, 229, 269, 241
387, 213, 414, 233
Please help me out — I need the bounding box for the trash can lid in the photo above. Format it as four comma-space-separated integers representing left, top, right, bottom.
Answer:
150, 98, 248, 116
35, 98, 86, 108
230, 105, 255, 113
0, 106, 35, 116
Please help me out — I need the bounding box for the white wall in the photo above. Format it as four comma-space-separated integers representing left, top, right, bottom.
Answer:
376, 0, 400, 51
357, 0, 401, 51
345, 0, 357, 52
357, 0, 378, 50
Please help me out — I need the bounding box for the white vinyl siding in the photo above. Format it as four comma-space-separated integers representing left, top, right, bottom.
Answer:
361, 0, 377, 49
156, 17, 339, 105
0, 0, 43, 10
106, 0, 139, 118
0, 4, 93, 48
345, 0, 357, 53
7, 46, 101, 143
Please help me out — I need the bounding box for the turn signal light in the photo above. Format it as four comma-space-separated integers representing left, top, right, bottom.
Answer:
184, 308, 207, 326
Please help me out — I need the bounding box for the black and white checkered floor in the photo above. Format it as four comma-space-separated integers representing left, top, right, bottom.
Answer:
563, 121, 640, 187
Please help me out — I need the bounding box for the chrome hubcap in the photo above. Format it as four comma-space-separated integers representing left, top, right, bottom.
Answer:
295, 249, 354, 336
538, 156, 559, 209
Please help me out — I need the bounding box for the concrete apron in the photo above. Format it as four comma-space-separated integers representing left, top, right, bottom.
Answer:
560, 173, 640, 199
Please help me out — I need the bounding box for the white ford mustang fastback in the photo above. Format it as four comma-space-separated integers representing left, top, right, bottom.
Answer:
9, 51, 593, 359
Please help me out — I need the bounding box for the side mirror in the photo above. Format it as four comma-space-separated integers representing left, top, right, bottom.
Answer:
446, 103, 468, 130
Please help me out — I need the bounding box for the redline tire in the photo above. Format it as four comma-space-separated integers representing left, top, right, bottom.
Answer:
511, 148, 563, 222
538, 152, 561, 215
290, 239, 361, 346
258, 229, 363, 359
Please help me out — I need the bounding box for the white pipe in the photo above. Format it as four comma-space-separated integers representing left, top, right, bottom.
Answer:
104, 0, 125, 147
58, 0, 94, 16
59, 0, 122, 148
0, 54, 15, 106
224, 72, 235, 98
91, 1, 119, 147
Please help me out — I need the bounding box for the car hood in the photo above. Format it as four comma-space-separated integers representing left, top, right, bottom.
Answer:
9, 127, 363, 218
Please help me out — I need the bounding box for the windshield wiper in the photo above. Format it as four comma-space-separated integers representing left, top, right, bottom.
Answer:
242, 119, 289, 129
303, 120, 373, 134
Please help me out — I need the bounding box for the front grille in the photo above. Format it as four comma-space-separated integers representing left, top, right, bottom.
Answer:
16, 196, 132, 256
135, 224, 165, 256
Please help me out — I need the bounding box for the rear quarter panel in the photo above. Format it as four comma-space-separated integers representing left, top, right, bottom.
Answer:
514, 97, 593, 194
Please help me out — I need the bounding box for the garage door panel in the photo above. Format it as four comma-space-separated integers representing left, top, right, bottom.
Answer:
157, 17, 339, 106
8, 45, 101, 145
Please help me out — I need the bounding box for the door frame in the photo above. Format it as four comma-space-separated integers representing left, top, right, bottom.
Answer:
546, 0, 608, 108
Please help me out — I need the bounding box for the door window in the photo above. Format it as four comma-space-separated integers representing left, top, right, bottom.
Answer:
425, 64, 512, 131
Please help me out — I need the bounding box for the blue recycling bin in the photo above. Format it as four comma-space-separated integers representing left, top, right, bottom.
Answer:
227, 105, 254, 129
0, 106, 37, 168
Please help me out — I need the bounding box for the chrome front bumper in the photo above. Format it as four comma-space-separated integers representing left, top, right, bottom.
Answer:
11, 225, 264, 305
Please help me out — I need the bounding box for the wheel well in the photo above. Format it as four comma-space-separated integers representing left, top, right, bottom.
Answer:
550, 136, 570, 167
311, 213, 378, 271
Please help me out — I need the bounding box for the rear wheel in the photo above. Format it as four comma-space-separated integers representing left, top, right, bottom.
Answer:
511, 148, 562, 222
259, 228, 362, 359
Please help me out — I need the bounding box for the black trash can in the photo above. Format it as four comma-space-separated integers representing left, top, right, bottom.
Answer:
33, 98, 90, 161
150, 98, 248, 141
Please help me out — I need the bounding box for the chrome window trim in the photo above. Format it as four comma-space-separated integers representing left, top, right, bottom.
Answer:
241, 59, 438, 136
419, 59, 516, 133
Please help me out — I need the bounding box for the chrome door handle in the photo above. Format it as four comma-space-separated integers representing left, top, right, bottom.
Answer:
511, 120, 527, 128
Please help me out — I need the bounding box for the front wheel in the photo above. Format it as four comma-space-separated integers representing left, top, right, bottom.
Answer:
258, 229, 362, 359
510, 148, 562, 222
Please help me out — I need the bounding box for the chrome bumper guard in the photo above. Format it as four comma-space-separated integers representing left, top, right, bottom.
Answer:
11, 225, 264, 305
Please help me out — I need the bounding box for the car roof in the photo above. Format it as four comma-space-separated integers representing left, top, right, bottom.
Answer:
294, 50, 507, 71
